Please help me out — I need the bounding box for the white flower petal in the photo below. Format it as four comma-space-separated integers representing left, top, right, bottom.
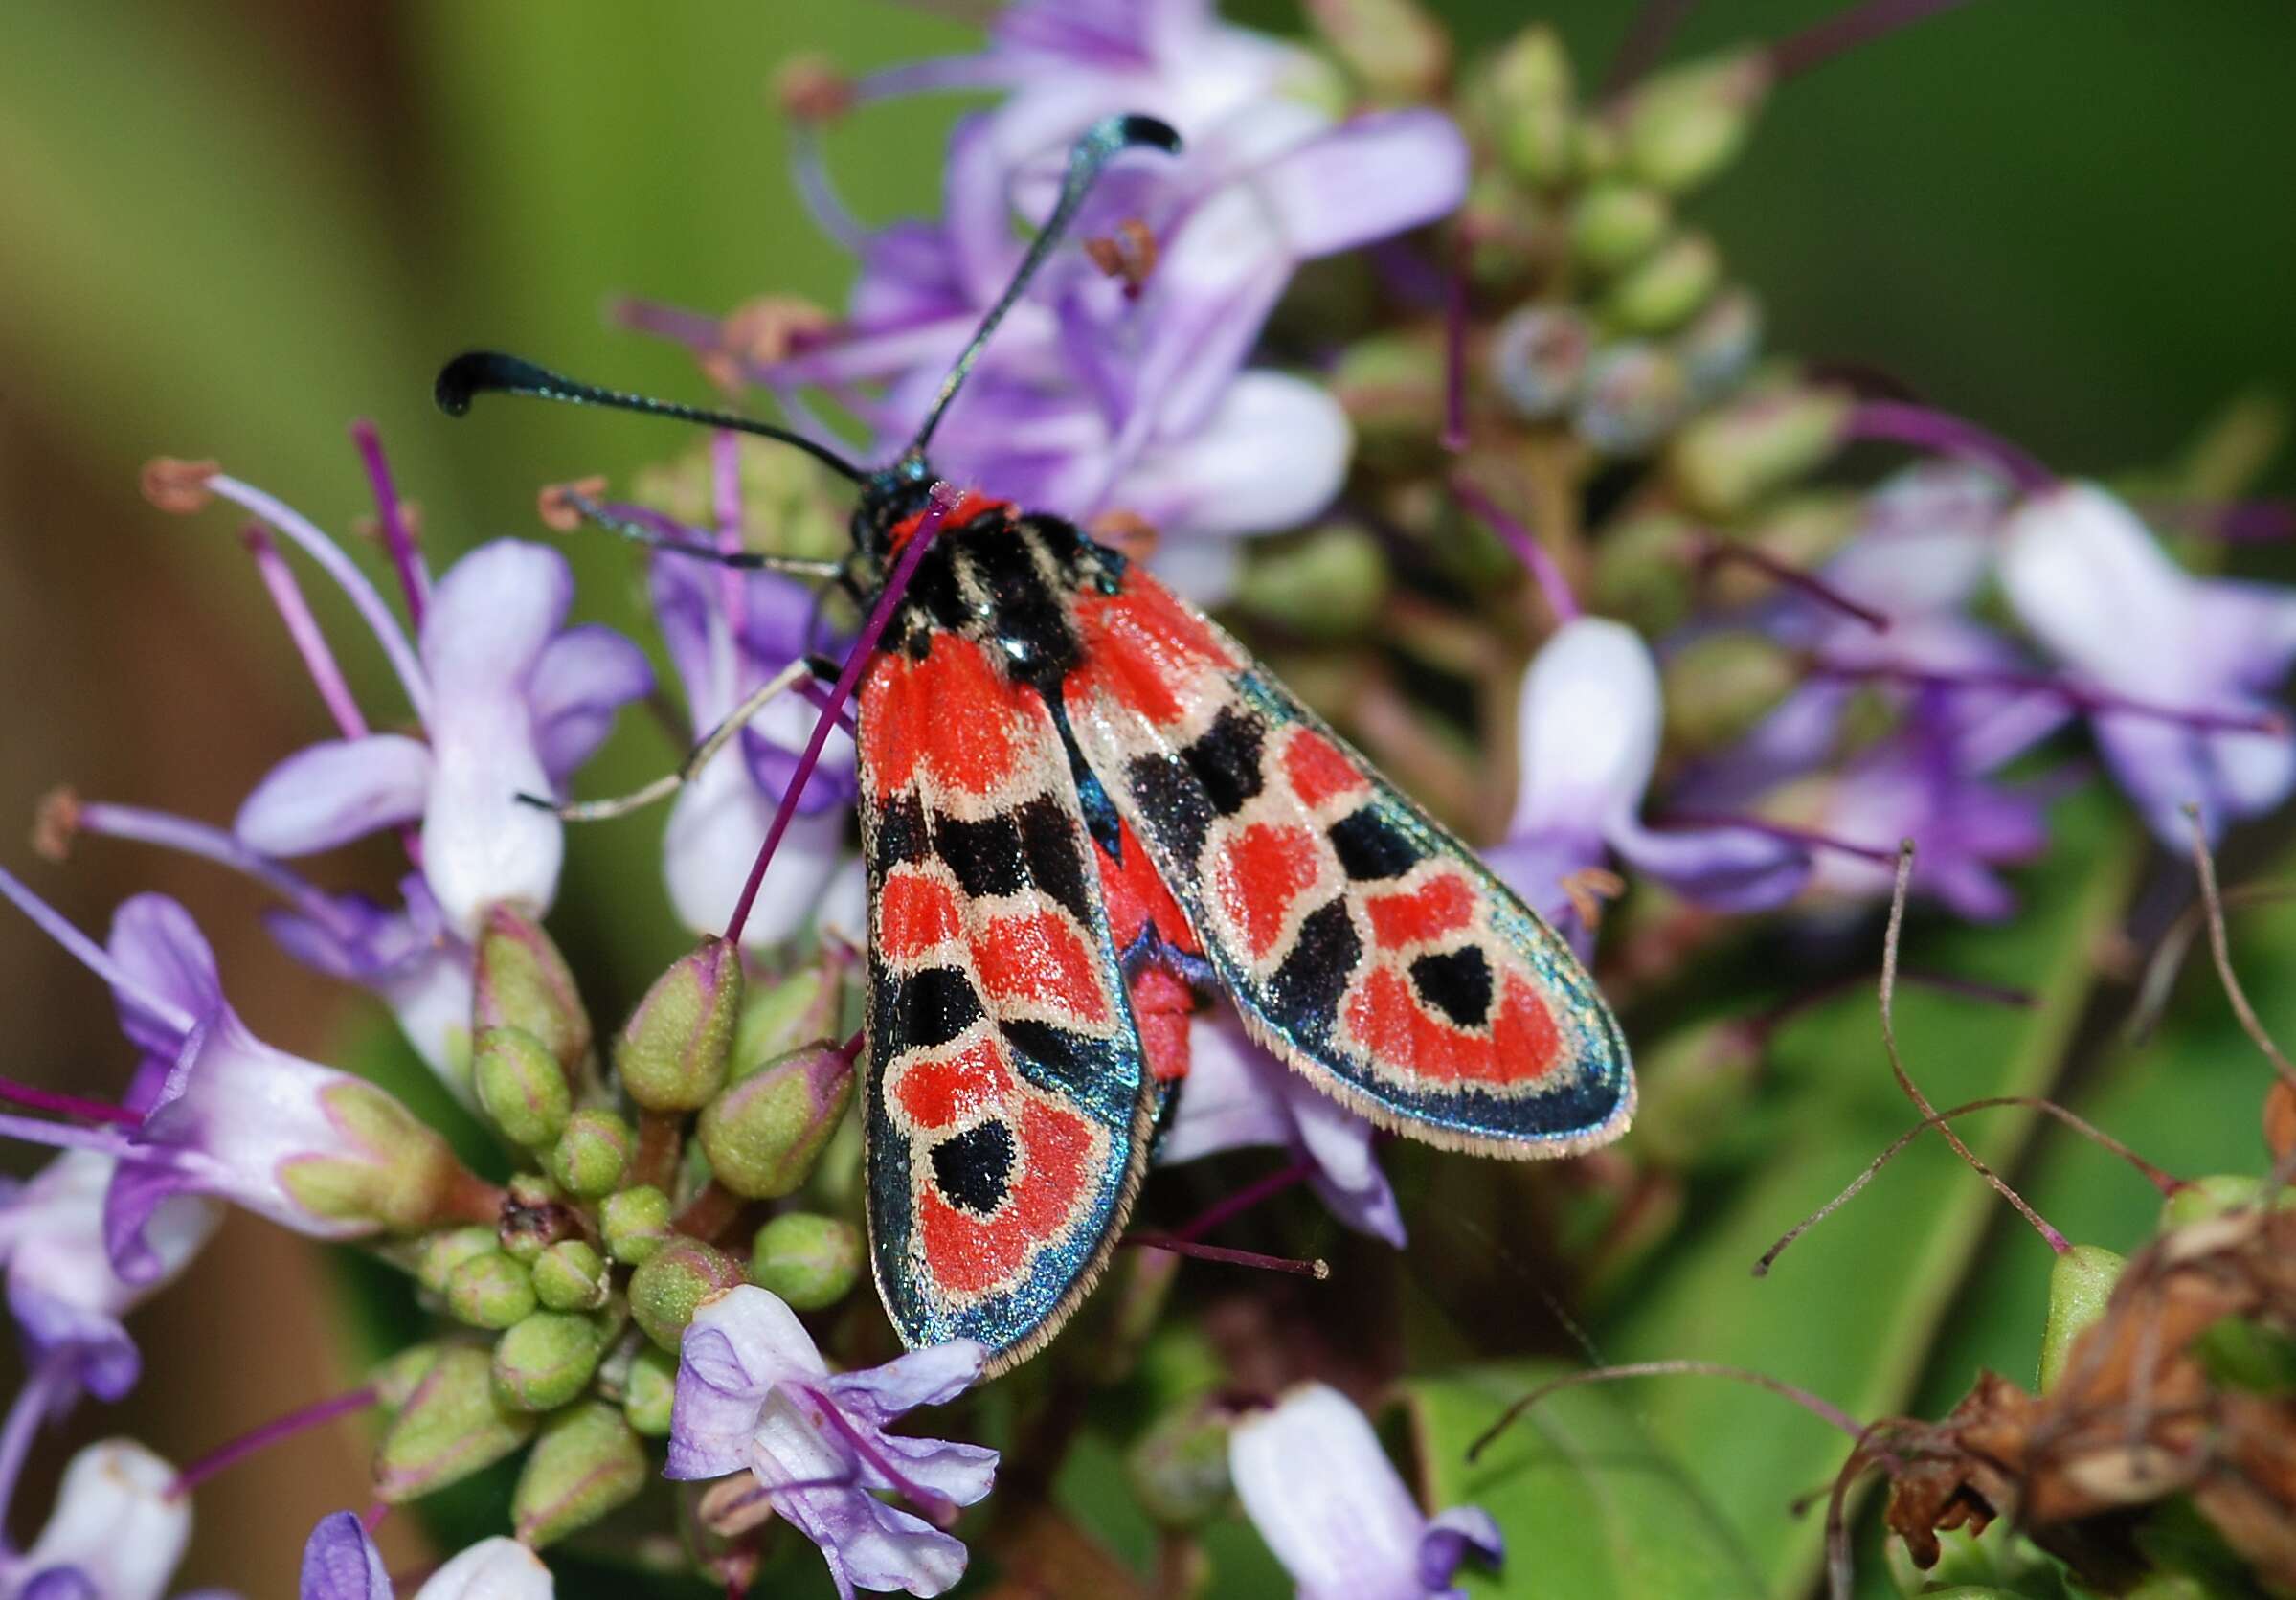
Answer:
1997, 481, 2187, 692
664, 757, 847, 951
1114, 372, 1351, 542
412, 1539, 554, 1600
234, 736, 434, 857
1230, 1383, 1427, 1599
18, 1440, 191, 1600
1509, 619, 1663, 839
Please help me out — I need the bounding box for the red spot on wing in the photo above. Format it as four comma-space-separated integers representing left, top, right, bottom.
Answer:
1285, 729, 1370, 810
1069, 574, 1238, 728
860, 651, 921, 799
1364, 872, 1476, 952
1344, 965, 1561, 1087
889, 490, 1011, 554
893, 1034, 1007, 1128
972, 908, 1110, 1025
878, 869, 962, 963
1216, 823, 1323, 962
916, 1096, 1098, 1297
861, 635, 1033, 800
1094, 821, 1202, 958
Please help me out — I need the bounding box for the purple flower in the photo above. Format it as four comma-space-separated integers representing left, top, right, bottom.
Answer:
1229, 1382, 1501, 1600
665, 1286, 996, 1599
649, 543, 856, 950
1999, 480, 2296, 845
1483, 618, 1809, 953
211, 472, 651, 939
0, 1439, 208, 1600
1156, 1010, 1404, 1247
300, 1513, 551, 1600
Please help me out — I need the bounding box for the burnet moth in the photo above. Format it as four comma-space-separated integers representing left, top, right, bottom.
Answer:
438, 114, 1632, 1372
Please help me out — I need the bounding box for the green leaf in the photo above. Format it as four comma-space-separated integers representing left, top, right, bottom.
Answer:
1592, 791, 2145, 1597
1405, 1363, 1766, 1597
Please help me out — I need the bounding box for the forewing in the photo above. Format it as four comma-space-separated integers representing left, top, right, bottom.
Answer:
1062, 569, 1632, 1156
858, 628, 1153, 1369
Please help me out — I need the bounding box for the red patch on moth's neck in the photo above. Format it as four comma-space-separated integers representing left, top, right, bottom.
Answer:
889, 490, 1010, 554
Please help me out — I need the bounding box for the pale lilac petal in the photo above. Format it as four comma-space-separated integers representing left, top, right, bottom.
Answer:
823, 1339, 990, 1424
1287, 1078, 1407, 1248
1509, 619, 1663, 841
1481, 832, 1603, 939
1114, 372, 1350, 541
7, 1283, 138, 1401
529, 623, 653, 780
1146, 535, 1247, 607
664, 759, 848, 951
233, 736, 432, 857
1819, 462, 2005, 618
787, 1490, 967, 1600
1256, 111, 1470, 259
2094, 713, 2296, 847
17, 1440, 191, 1600
1157, 1014, 1298, 1164
1230, 1383, 1427, 1599
1998, 482, 2186, 692
299, 1511, 392, 1600
861, 1430, 1001, 1510
666, 1286, 828, 1481
1607, 818, 1811, 913
1419, 1505, 1504, 1591
105, 894, 225, 1054
417, 539, 572, 692
2179, 576, 2296, 700
411, 1539, 554, 1600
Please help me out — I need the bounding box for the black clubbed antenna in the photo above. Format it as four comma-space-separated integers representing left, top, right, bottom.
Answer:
901, 112, 1181, 467
434, 350, 867, 484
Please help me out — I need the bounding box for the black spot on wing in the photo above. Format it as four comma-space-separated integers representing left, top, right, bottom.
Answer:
1126, 753, 1211, 868
934, 812, 1025, 901
1182, 705, 1265, 818
901, 542, 972, 635
889, 966, 983, 1051
999, 1019, 1136, 1124
1328, 806, 1421, 882
1409, 946, 1494, 1029
1265, 898, 1361, 1041
931, 1120, 1014, 1214
968, 523, 1077, 689
1015, 795, 1094, 927
874, 790, 930, 868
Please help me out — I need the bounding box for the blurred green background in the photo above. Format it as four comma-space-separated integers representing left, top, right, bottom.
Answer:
2, 0, 2293, 1590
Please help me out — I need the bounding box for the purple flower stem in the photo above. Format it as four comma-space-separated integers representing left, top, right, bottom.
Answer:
1603, 0, 1705, 97
74, 800, 364, 941
1440, 253, 1470, 455
0, 866, 195, 1038
1811, 658, 2286, 736
207, 475, 434, 724
0, 1073, 140, 1128
1769, 0, 1985, 80
0, 1353, 72, 1547
1651, 810, 1899, 865
1691, 533, 1889, 632
811, 1390, 959, 1528
1172, 1158, 1318, 1245
349, 420, 431, 630
723, 484, 957, 947
1452, 475, 1581, 622
239, 524, 371, 741
1845, 400, 2056, 496
2142, 497, 2296, 543
167, 1385, 379, 1501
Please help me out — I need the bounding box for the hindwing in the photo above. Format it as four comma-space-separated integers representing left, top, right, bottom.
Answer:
1061, 568, 1633, 1156
857, 626, 1153, 1369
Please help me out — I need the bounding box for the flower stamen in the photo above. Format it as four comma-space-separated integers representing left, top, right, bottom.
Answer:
349, 420, 432, 629
240, 522, 370, 740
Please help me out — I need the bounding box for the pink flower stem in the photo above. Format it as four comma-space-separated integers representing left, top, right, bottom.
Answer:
1768, 0, 1985, 80
0, 1073, 141, 1128
723, 484, 957, 946
1173, 1157, 1318, 1244
1440, 249, 1470, 455
811, 1394, 957, 1528
240, 524, 370, 740
0, 866, 195, 1038
797, 678, 859, 736
1452, 475, 1581, 622
1650, 810, 1900, 865
1691, 533, 1889, 632
1810, 658, 2285, 736
1846, 400, 2056, 495
71, 801, 364, 940
1603, 0, 1705, 97
349, 420, 431, 629
167, 1385, 379, 1501
2142, 498, 2296, 542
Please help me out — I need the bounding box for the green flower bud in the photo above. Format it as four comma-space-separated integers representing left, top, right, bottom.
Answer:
1705, 493, 1861, 610
629, 1239, 746, 1351
1676, 286, 1763, 399
617, 937, 743, 1114
445, 1251, 537, 1330
1667, 385, 1852, 517
492, 1308, 612, 1411
1661, 631, 1799, 751
698, 1043, 854, 1200
1574, 343, 1690, 457
1625, 1019, 1766, 1170
1125, 1400, 1236, 1529
374, 1344, 537, 1502
1602, 231, 1721, 337
278, 1079, 468, 1235
2163, 1174, 2264, 1229
512, 1401, 646, 1548
1235, 527, 1388, 641
1490, 305, 1592, 422
473, 1025, 572, 1148
750, 1212, 863, 1310
532, 1240, 611, 1312
1587, 510, 1699, 631
623, 1345, 679, 1437
475, 905, 592, 1077
552, 1109, 634, 1199
635, 433, 847, 566
1485, 26, 1574, 186
371, 1343, 443, 1412
1302, 0, 1449, 103
416, 1226, 500, 1297
2037, 1244, 2126, 1391
602, 1184, 674, 1265
1330, 330, 1445, 460
1570, 184, 1671, 277
1618, 49, 1771, 194
732, 953, 851, 1078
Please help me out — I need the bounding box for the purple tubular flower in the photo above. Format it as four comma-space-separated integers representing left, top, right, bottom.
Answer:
1229, 1382, 1501, 1600
1999, 481, 2296, 845
301, 1514, 552, 1600
649, 548, 856, 951
220, 500, 652, 938
1484, 619, 1810, 952
1156, 1011, 1404, 1247
666, 1286, 996, 1599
